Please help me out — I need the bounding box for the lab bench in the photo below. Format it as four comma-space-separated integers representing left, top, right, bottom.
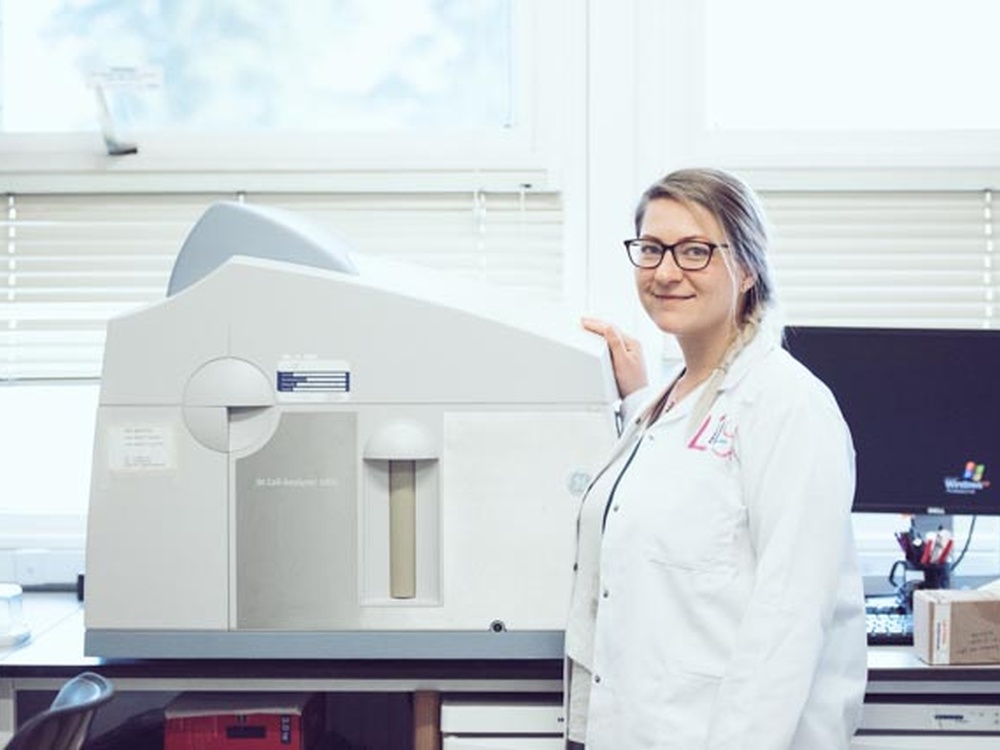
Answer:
3, 593, 1000, 749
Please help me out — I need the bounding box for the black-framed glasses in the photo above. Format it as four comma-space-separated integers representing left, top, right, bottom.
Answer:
623, 238, 728, 271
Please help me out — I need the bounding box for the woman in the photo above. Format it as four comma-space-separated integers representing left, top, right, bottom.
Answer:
565, 168, 867, 749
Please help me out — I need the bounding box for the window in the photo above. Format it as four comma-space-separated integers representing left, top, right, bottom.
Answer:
3, 0, 514, 135
0, 383, 97, 517
651, 0, 1000, 170
0, 0, 536, 171
0, 0, 577, 180
706, 2, 1000, 132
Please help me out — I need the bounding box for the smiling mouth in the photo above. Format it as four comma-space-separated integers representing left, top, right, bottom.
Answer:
651, 292, 694, 301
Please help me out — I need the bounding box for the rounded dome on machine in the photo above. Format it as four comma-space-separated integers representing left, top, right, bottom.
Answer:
167, 201, 358, 296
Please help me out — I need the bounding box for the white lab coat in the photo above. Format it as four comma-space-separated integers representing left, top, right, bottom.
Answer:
565, 328, 868, 749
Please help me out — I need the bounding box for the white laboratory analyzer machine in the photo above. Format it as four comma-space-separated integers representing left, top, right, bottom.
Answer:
84, 201, 618, 659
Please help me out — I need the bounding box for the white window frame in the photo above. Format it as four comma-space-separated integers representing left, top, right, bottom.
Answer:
644, 0, 1000, 181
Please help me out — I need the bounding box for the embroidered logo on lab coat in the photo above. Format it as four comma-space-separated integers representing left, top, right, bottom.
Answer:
688, 413, 736, 458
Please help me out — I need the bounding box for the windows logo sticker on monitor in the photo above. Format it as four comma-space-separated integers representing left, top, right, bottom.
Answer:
945, 461, 990, 496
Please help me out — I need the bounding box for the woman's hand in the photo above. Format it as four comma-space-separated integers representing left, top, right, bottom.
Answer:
581, 317, 649, 398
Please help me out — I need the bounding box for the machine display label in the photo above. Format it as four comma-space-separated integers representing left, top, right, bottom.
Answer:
276, 358, 351, 402
108, 424, 175, 472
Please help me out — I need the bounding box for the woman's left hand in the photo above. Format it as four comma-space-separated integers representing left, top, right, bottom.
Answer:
581, 317, 649, 398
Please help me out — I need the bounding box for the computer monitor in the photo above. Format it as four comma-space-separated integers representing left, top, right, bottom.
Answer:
782, 326, 999, 517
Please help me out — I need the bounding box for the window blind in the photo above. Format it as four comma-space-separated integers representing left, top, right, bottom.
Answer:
250, 191, 564, 297
1, 189, 564, 380
760, 190, 999, 329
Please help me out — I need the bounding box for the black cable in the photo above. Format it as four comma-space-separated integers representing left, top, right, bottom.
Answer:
601, 435, 645, 531
948, 515, 977, 571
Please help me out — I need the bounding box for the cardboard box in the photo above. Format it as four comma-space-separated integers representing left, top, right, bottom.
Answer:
913, 588, 1000, 665
165, 692, 324, 750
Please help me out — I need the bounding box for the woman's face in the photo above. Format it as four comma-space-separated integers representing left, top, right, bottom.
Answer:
634, 198, 749, 346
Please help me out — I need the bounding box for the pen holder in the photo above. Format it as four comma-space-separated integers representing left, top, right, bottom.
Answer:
888, 560, 951, 612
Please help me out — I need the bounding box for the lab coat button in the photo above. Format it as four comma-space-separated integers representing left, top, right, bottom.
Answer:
594, 674, 601, 684
602, 588, 609, 598
572, 562, 578, 571
612, 505, 619, 512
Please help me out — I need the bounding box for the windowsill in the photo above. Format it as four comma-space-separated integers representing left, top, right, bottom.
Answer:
0, 548, 85, 588
0, 132, 556, 194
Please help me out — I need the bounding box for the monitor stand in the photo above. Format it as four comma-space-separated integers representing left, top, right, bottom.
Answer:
910, 513, 953, 542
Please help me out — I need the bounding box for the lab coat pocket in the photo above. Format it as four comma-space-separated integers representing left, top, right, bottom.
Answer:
642, 442, 746, 570
646, 557, 737, 677
646, 498, 745, 572
653, 670, 721, 748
